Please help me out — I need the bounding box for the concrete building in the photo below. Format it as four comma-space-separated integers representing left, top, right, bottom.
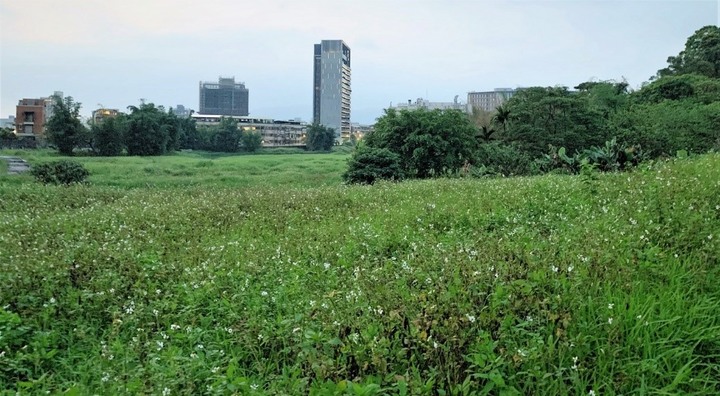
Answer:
0, 116, 15, 130
392, 96, 466, 112
172, 104, 193, 117
92, 108, 121, 125
313, 40, 351, 141
467, 88, 516, 112
192, 114, 306, 147
199, 77, 249, 116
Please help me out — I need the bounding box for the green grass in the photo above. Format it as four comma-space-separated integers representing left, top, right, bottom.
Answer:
0, 152, 719, 394
0, 149, 350, 188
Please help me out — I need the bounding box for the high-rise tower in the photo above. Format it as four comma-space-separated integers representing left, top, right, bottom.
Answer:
199, 77, 249, 116
313, 40, 351, 141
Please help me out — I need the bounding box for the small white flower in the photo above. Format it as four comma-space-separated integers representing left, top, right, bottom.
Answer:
153, 309, 159, 316
608, 303, 614, 310
156, 289, 162, 295
567, 265, 574, 273
49, 297, 56, 304
551, 265, 559, 273
156, 341, 164, 350
101, 373, 110, 382
162, 387, 171, 396
324, 262, 331, 270
260, 291, 268, 297
211, 366, 219, 373
466, 314, 476, 323
250, 384, 259, 391
170, 324, 180, 331
190, 352, 198, 359
588, 390, 596, 396
608, 317, 613, 325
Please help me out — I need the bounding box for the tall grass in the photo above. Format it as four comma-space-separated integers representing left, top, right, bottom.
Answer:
0, 153, 718, 394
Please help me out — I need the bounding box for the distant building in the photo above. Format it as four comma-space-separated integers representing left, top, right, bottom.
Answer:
350, 122, 373, 140
0, 115, 15, 130
199, 77, 249, 116
467, 88, 516, 112
392, 96, 466, 112
15, 92, 64, 139
192, 114, 306, 147
313, 40, 351, 141
172, 104, 193, 117
92, 108, 120, 125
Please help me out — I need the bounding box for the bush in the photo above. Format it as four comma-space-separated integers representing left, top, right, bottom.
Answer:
473, 142, 536, 176
343, 147, 404, 184
30, 160, 90, 185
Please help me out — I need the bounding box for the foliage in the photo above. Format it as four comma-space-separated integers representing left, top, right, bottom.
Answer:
45, 96, 88, 156
306, 124, 336, 151
213, 117, 241, 152
473, 141, 536, 176
91, 116, 125, 156
0, 127, 16, 140
343, 146, 404, 184
29, 160, 89, 185
364, 108, 478, 178
500, 87, 610, 157
242, 131, 263, 153
124, 103, 170, 156
657, 25, 720, 79
0, 153, 719, 393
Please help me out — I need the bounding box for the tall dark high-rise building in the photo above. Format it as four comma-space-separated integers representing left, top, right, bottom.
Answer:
198, 77, 249, 116
313, 40, 351, 140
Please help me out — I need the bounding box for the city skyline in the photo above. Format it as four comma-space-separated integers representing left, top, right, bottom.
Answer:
1, 0, 718, 124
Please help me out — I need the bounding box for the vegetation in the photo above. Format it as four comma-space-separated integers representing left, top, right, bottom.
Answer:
45, 95, 88, 156
306, 124, 336, 151
361, 108, 477, 178
91, 116, 125, 157
1, 152, 719, 394
342, 146, 404, 184
29, 160, 89, 185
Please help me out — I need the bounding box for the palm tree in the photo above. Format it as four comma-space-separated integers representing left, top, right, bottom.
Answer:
493, 105, 511, 134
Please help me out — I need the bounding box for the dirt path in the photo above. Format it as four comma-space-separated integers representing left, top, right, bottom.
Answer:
0, 156, 31, 174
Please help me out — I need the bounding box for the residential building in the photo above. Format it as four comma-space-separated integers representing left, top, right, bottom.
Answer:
350, 122, 373, 140
192, 114, 306, 147
16, 98, 47, 138
467, 88, 516, 112
392, 96, 466, 112
198, 77, 249, 116
92, 108, 120, 125
313, 40, 351, 141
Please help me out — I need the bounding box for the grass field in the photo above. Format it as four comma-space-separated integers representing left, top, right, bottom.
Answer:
0, 149, 350, 188
1, 152, 719, 394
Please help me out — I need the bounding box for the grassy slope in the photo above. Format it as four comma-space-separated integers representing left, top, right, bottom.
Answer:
0, 153, 718, 394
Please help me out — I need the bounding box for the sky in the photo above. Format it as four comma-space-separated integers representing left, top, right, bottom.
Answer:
1, 0, 718, 124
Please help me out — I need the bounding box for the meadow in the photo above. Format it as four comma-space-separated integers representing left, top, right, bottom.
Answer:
0, 151, 719, 395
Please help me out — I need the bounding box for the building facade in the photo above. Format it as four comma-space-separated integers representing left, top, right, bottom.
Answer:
199, 77, 249, 116
467, 88, 516, 112
392, 96, 466, 112
192, 114, 306, 147
313, 40, 351, 141
16, 98, 47, 138
92, 108, 121, 125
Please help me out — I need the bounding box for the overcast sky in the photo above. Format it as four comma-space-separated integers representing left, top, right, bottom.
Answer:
1, 0, 718, 124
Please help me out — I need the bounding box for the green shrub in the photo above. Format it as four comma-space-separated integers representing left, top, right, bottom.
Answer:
30, 160, 90, 185
343, 147, 404, 184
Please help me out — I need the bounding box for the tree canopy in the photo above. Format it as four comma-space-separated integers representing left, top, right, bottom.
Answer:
657, 25, 720, 79
45, 95, 87, 156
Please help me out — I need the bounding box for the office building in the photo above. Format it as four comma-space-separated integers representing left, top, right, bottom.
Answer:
467, 88, 516, 112
313, 40, 351, 141
15, 92, 63, 139
199, 77, 249, 116
192, 114, 306, 147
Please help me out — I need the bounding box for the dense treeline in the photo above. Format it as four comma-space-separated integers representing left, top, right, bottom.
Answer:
45, 102, 263, 156
345, 25, 720, 183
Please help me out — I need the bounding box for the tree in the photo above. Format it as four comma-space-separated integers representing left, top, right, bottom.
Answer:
213, 117, 241, 152
125, 103, 168, 156
657, 25, 720, 79
364, 108, 478, 178
343, 146, 404, 184
91, 116, 125, 156
45, 95, 87, 156
306, 124, 335, 151
242, 131, 263, 152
